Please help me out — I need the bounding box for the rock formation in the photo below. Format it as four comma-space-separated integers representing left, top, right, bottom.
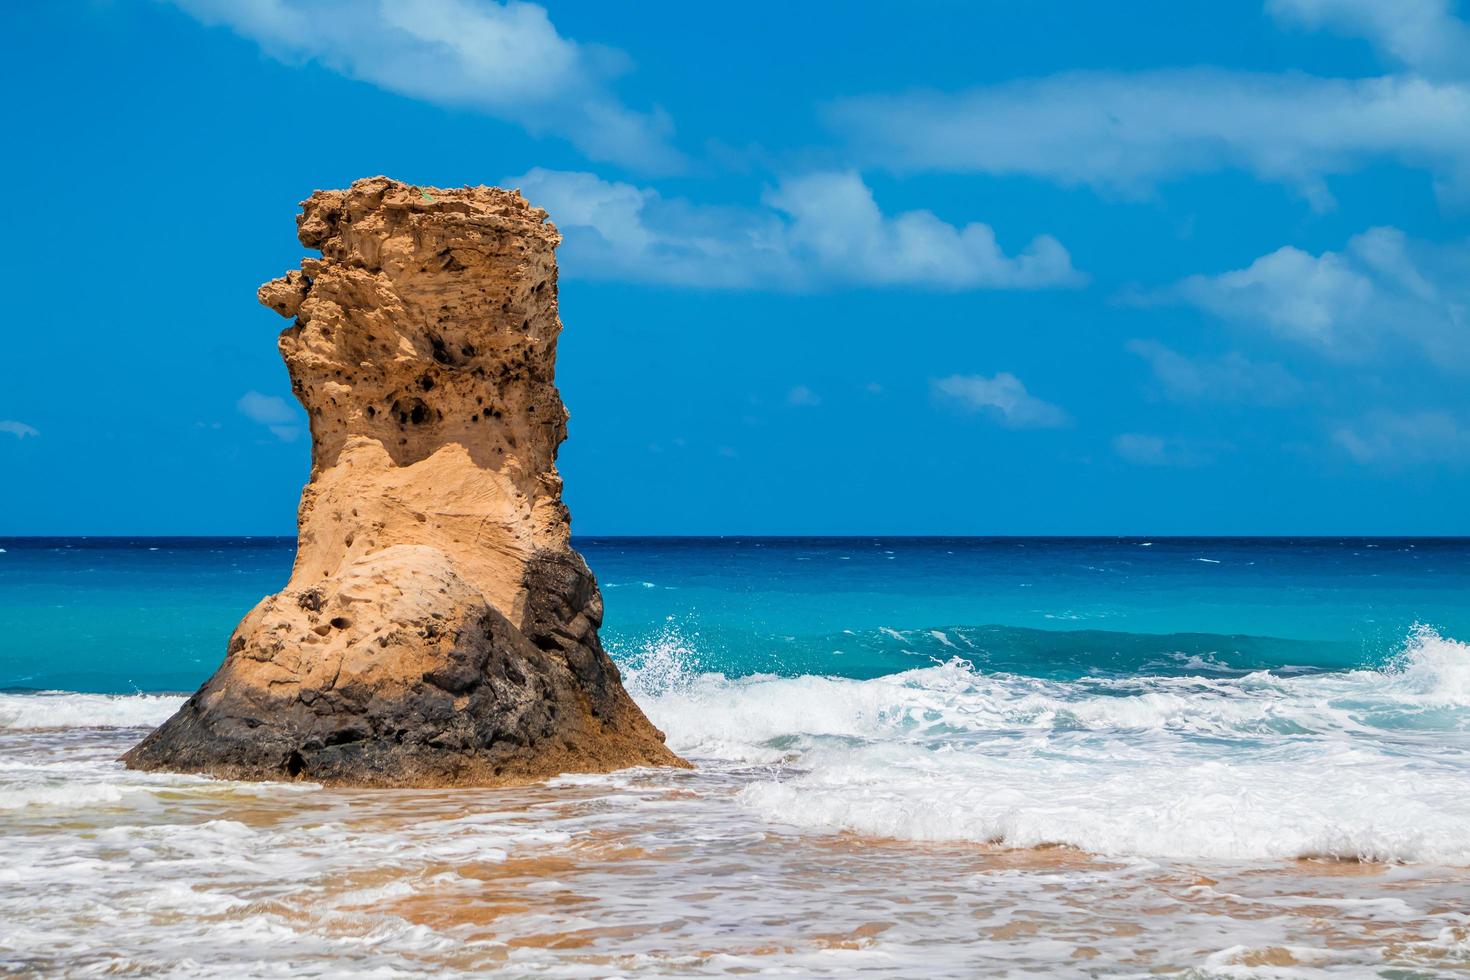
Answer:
124, 177, 686, 786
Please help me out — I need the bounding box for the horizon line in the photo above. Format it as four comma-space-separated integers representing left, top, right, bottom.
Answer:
3, 534, 1469, 542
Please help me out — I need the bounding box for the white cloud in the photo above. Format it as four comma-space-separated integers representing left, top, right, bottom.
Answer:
510, 168, 776, 288
0, 421, 38, 439
1269, 0, 1470, 80
826, 69, 1470, 208
1112, 433, 1213, 467
508, 167, 1082, 290
1174, 243, 1371, 344
237, 391, 296, 424
932, 373, 1070, 428
1126, 341, 1302, 405
167, 0, 680, 171
786, 385, 822, 407
765, 172, 1083, 289
1164, 228, 1470, 366
237, 391, 302, 442
1333, 410, 1470, 464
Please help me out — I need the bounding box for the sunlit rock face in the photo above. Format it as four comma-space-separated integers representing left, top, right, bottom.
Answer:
124, 177, 686, 786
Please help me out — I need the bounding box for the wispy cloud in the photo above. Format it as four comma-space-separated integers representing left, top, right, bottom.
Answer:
1159, 228, 1470, 367
932, 373, 1070, 428
786, 385, 822, 407
1126, 340, 1302, 405
1268, 0, 1470, 80
1333, 410, 1470, 464
0, 421, 38, 439
509, 168, 1082, 290
166, 0, 681, 172
237, 391, 302, 442
1112, 433, 1214, 467
826, 69, 1470, 208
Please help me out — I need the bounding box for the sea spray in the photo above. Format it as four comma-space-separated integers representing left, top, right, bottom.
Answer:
615, 618, 711, 700
1375, 622, 1470, 705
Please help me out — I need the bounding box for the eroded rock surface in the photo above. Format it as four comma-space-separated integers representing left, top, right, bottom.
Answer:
124, 177, 686, 786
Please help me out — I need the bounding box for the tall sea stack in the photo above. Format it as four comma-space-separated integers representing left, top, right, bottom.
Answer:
124, 176, 686, 786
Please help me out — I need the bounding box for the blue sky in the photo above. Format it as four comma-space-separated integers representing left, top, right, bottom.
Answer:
2, 0, 1468, 534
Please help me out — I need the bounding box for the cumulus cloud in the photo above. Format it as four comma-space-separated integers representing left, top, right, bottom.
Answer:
1173, 244, 1370, 345
932, 373, 1070, 428
0, 421, 38, 439
508, 168, 1082, 290
1126, 340, 1302, 405
167, 0, 681, 171
1161, 227, 1470, 367
765, 172, 1082, 289
1269, 0, 1470, 80
1333, 410, 1470, 464
1112, 433, 1214, 467
825, 69, 1470, 207
237, 391, 302, 442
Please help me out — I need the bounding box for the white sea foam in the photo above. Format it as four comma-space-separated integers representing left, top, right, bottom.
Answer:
0, 692, 184, 730
5, 632, 1470, 974
0, 780, 137, 812
633, 626, 1470, 863
6, 627, 1470, 870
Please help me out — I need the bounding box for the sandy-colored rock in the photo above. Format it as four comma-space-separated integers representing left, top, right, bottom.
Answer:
124, 176, 687, 786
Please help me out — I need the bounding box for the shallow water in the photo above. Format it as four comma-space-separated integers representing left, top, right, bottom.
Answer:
4, 537, 1470, 975
4, 718, 1470, 977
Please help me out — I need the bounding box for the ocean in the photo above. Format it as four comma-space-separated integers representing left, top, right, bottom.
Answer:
3, 536, 1470, 976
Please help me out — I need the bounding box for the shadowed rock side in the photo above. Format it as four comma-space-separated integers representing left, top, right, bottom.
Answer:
124, 176, 686, 786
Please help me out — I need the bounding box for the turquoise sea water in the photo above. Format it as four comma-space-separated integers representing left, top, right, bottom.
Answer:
4, 536, 1468, 693
6, 537, 1470, 976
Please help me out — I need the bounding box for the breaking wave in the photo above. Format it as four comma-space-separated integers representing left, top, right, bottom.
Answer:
9, 625, 1470, 863
0, 692, 184, 730
627, 625, 1470, 863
